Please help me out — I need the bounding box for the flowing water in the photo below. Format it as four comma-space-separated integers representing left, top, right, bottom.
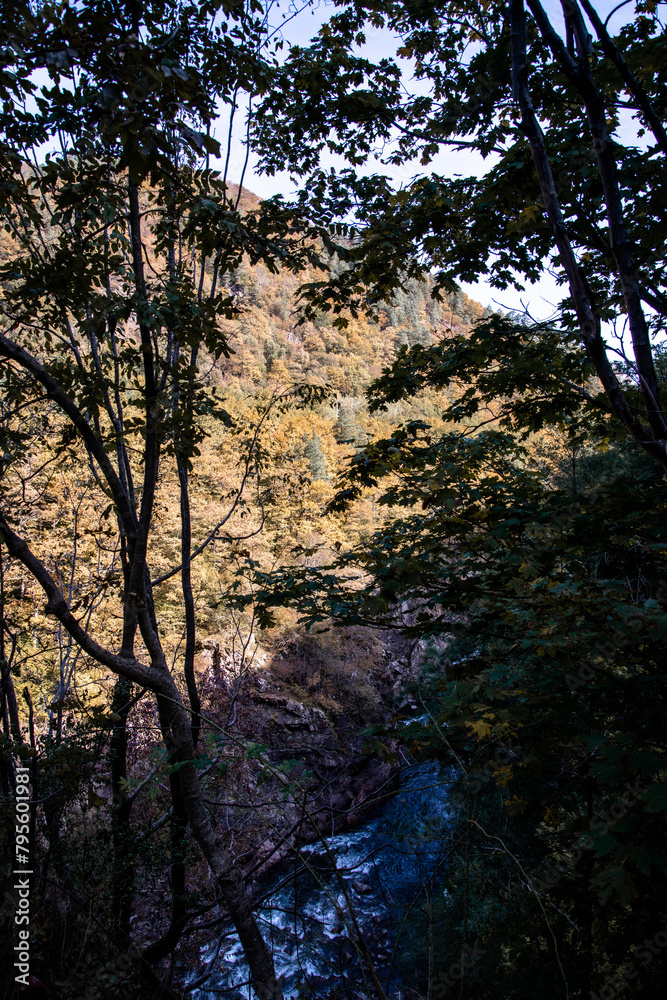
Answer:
192, 761, 455, 999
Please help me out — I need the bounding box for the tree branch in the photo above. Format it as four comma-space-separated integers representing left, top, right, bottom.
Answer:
0, 334, 137, 535
0, 515, 154, 688
510, 0, 667, 469
525, 0, 666, 437
578, 0, 667, 156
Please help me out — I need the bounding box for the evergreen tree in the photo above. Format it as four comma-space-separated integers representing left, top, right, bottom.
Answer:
263, 337, 281, 371
335, 403, 361, 444
256, 320, 667, 998
303, 431, 329, 479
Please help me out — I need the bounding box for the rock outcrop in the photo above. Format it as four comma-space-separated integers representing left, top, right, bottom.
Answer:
192, 626, 420, 877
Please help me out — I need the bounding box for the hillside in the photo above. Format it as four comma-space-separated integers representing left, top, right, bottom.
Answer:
0, 180, 490, 996
3, 2, 666, 996
6, 183, 488, 734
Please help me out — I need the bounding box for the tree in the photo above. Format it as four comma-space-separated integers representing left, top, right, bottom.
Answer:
303, 429, 329, 479
0, 3, 328, 995
243, 5, 667, 992
254, 322, 667, 997
253, 0, 667, 472
335, 401, 362, 444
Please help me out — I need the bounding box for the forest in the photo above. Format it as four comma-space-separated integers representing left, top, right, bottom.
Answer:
0, 1, 666, 999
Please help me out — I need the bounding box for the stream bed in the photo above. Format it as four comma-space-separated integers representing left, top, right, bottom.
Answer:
192, 761, 455, 999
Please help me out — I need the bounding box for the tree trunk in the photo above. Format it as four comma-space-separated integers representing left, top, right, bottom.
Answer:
111, 677, 135, 947
142, 711, 189, 964
153, 667, 283, 1000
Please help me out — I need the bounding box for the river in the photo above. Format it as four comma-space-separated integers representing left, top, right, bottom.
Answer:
191, 760, 455, 999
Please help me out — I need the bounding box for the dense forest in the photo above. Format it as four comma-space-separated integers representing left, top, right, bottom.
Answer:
1, 2, 666, 1000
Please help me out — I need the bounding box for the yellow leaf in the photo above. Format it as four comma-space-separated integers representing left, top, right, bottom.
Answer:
542, 805, 561, 826
469, 719, 493, 739
504, 795, 528, 816
494, 765, 514, 788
